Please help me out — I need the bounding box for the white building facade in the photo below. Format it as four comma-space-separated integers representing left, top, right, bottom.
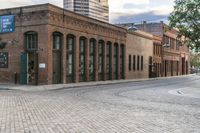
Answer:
64, 0, 109, 22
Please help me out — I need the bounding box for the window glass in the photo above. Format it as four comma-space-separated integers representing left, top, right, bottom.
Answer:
141, 56, 143, 70
66, 35, 74, 82
129, 55, 131, 71
25, 32, 37, 50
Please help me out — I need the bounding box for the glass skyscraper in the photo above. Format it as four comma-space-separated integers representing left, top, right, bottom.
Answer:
64, 0, 109, 22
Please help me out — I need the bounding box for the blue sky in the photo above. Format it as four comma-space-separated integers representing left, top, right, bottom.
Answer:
0, 0, 175, 23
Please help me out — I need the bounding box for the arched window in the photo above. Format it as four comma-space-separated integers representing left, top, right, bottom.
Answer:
79, 37, 87, 82
89, 38, 96, 81
120, 44, 125, 79
53, 32, 62, 50
106, 41, 112, 80
98, 40, 104, 81
114, 43, 118, 80
25, 31, 38, 50
67, 34, 75, 83
52, 32, 62, 84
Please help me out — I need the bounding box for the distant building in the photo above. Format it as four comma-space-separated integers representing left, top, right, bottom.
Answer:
118, 21, 190, 77
63, 0, 109, 22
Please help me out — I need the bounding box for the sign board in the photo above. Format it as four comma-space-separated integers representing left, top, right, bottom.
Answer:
0, 52, 8, 68
0, 15, 15, 33
39, 63, 46, 68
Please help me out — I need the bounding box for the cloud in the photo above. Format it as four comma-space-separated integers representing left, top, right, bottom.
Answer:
109, 0, 149, 12
110, 11, 169, 24
0, 0, 174, 24
0, 0, 63, 9
109, 0, 174, 23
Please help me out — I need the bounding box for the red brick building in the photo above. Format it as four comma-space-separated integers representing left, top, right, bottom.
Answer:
126, 30, 154, 79
0, 4, 127, 85
0, 4, 190, 85
120, 21, 190, 77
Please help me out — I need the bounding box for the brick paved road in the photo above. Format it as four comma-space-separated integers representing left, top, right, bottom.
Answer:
0, 76, 200, 133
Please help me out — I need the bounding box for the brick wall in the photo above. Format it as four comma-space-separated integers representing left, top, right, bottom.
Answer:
126, 30, 153, 79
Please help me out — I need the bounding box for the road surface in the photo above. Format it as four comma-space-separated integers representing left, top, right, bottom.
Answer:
0, 75, 200, 133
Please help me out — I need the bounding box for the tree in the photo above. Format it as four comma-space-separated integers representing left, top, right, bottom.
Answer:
169, 0, 200, 51
190, 52, 200, 67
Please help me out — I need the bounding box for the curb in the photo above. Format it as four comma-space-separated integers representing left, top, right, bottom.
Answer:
0, 74, 196, 91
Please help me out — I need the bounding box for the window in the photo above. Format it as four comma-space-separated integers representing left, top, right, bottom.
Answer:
67, 35, 74, 83
52, 32, 62, 84
114, 44, 118, 79
106, 42, 112, 80
120, 44, 125, 79
98, 40, 104, 80
176, 40, 180, 50
177, 61, 179, 75
133, 55, 136, 71
141, 56, 143, 71
89, 39, 96, 81
137, 55, 140, 70
170, 38, 175, 49
129, 55, 131, 71
153, 43, 156, 55
164, 35, 169, 45
79, 37, 86, 82
159, 45, 162, 55
53, 33, 62, 50
25, 31, 38, 50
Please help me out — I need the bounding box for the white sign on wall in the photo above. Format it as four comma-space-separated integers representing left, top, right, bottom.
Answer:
39, 63, 46, 68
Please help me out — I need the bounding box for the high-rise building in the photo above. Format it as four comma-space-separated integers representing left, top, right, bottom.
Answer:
64, 0, 109, 22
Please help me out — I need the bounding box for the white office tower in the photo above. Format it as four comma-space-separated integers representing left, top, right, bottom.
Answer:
64, 0, 109, 22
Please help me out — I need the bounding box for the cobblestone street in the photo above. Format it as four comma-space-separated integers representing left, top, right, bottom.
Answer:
0, 76, 200, 133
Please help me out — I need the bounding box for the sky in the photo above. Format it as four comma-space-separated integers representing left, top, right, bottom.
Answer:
0, 0, 175, 24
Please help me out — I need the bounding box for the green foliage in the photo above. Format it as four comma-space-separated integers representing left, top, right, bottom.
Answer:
190, 53, 200, 68
169, 0, 200, 51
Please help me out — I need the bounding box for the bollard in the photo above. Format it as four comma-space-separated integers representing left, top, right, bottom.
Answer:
14, 72, 17, 84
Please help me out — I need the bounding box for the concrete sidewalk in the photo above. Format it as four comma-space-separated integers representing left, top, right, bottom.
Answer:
0, 74, 196, 91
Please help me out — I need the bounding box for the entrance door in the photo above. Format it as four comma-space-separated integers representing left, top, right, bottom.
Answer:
28, 52, 38, 85
53, 51, 61, 84
20, 52, 28, 84
20, 52, 38, 85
